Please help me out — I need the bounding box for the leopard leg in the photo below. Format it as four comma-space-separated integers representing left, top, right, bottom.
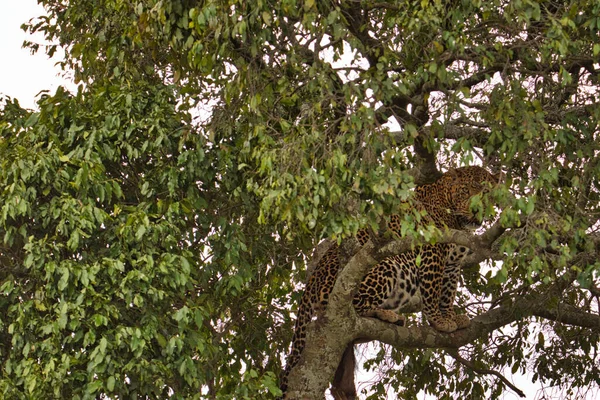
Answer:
439, 253, 470, 330
420, 246, 457, 333
353, 257, 408, 326
360, 309, 405, 326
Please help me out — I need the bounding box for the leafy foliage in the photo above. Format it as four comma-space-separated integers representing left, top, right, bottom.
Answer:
1, 0, 599, 398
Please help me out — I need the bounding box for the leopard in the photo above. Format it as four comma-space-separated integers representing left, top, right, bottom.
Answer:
279, 166, 500, 397
353, 243, 472, 329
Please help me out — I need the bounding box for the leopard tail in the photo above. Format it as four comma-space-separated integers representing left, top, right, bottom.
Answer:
279, 288, 317, 398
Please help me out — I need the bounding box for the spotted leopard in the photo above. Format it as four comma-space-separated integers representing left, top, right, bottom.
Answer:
353, 243, 472, 328
279, 166, 499, 396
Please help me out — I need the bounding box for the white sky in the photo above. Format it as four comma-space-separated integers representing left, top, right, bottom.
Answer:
0, 0, 73, 109
0, 2, 591, 400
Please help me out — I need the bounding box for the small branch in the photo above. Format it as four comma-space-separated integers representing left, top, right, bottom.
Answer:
446, 349, 526, 398
450, 65, 505, 90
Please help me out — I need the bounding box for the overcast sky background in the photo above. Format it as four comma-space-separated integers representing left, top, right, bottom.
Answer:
0, 2, 581, 399
0, 1, 74, 109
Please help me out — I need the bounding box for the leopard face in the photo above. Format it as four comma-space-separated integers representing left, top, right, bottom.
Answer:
279, 167, 498, 396
414, 166, 500, 231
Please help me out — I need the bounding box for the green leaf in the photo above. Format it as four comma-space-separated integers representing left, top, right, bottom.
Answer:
135, 224, 147, 241
525, 199, 535, 215
24, 112, 39, 127
58, 267, 70, 291
27, 377, 36, 393
106, 376, 115, 392
511, 361, 519, 374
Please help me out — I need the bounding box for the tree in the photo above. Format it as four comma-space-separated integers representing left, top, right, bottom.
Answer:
1, 0, 599, 398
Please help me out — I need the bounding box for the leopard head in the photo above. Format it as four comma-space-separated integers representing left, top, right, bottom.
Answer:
417, 166, 501, 230
444, 166, 500, 229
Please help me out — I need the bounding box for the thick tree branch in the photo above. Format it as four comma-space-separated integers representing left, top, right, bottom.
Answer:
376, 227, 501, 263
374, 93, 414, 127
284, 240, 376, 399
286, 226, 503, 397
413, 135, 442, 183
331, 343, 357, 400
355, 284, 600, 353
533, 302, 600, 329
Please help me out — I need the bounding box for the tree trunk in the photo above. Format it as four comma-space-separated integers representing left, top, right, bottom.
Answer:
331, 344, 357, 400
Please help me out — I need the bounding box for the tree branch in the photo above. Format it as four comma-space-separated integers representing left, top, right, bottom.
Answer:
533, 302, 600, 329
285, 240, 376, 399
354, 268, 599, 350
446, 349, 526, 398
341, 6, 380, 67
376, 228, 500, 264
414, 135, 442, 183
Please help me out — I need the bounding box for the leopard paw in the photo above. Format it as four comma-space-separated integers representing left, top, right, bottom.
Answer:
362, 309, 405, 325
429, 317, 457, 333
453, 314, 471, 329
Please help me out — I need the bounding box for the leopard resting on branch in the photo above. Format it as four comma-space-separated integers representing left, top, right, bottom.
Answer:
279, 166, 500, 397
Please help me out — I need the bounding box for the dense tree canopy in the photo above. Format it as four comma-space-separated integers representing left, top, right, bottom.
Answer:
1, 0, 600, 398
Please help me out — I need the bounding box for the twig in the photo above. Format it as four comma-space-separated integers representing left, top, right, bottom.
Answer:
446, 349, 526, 398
